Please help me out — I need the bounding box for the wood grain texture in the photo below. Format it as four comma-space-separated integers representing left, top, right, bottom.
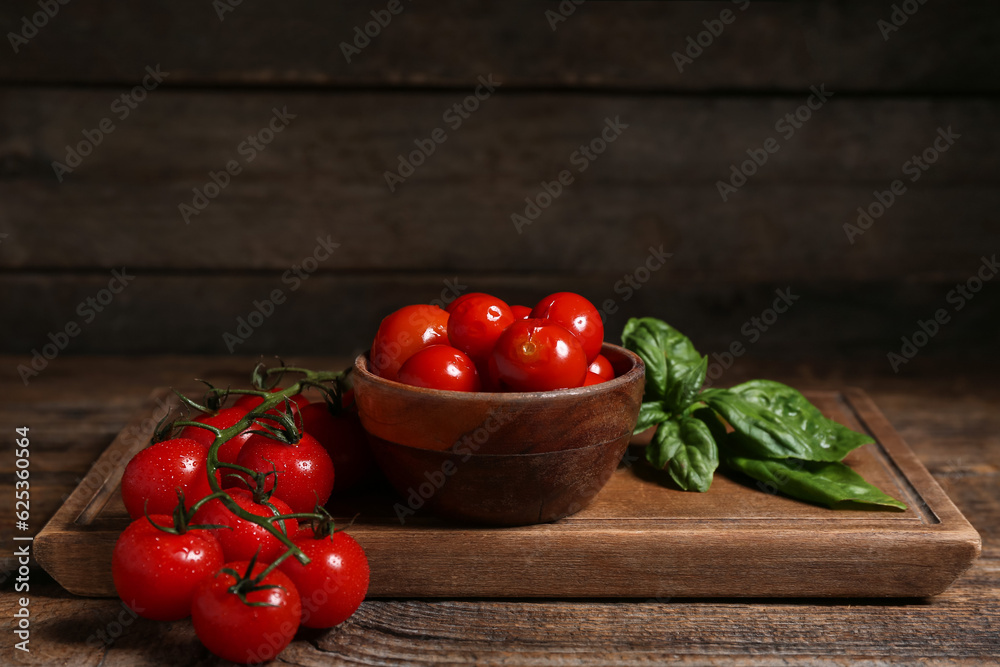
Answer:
1, 91, 996, 279
1, 1, 998, 92
3, 356, 998, 665
33, 386, 980, 599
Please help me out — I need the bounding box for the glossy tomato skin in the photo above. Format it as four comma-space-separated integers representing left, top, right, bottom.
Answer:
193, 488, 298, 563
370, 304, 450, 381
179, 407, 257, 465
397, 345, 482, 392
279, 531, 370, 628
235, 432, 335, 513
112, 515, 224, 621
491, 319, 588, 392
510, 305, 533, 320
530, 292, 605, 363
300, 402, 375, 493
121, 438, 216, 520
588, 354, 614, 381
446, 294, 515, 362
444, 291, 490, 314
192, 560, 301, 664
582, 371, 606, 386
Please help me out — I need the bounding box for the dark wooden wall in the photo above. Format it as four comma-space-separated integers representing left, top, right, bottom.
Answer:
2, 1, 998, 363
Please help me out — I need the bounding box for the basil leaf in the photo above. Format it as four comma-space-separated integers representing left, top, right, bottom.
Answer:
730, 380, 873, 461
726, 456, 907, 510
645, 416, 718, 492
664, 354, 708, 414
635, 401, 671, 434
646, 419, 682, 470
691, 406, 728, 443
622, 317, 703, 409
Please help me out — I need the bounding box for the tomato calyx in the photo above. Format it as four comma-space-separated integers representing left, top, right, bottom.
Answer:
144, 489, 230, 536
219, 552, 289, 608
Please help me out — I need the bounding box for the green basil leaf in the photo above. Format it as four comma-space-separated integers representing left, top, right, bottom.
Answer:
664, 354, 708, 414
729, 380, 873, 461
645, 419, 682, 470
667, 416, 719, 492
622, 318, 702, 408
726, 456, 907, 510
635, 401, 671, 434
691, 406, 728, 443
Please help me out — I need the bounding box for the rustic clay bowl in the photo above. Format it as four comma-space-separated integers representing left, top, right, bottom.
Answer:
352, 343, 644, 525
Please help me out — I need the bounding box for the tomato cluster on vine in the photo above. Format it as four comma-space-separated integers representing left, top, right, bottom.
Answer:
370, 291, 614, 392
113, 364, 372, 664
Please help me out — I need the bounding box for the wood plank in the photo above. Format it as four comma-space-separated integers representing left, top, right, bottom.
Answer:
3, 274, 1000, 357
2, 1, 998, 92
1, 91, 997, 280
34, 388, 980, 599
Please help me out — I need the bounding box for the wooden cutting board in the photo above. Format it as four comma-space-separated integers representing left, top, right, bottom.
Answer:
35, 387, 980, 598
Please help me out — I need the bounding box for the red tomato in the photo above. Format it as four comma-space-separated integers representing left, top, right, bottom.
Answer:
491, 319, 588, 391
192, 560, 301, 664
510, 305, 533, 320
447, 294, 515, 361
179, 407, 258, 465
235, 432, 335, 513
588, 354, 614, 381
583, 371, 606, 386
121, 438, 216, 519
370, 304, 449, 381
232, 388, 308, 413
279, 530, 370, 628
397, 345, 481, 392
193, 488, 298, 563
300, 402, 375, 493
444, 291, 491, 314
112, 514, 224, 621
531, 292, 604, 363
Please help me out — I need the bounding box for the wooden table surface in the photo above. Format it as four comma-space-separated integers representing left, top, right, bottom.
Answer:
3, 355, 998, 666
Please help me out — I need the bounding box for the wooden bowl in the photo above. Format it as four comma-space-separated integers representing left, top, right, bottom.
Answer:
352, 343, 644, 525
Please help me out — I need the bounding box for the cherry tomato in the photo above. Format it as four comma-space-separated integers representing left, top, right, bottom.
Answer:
300, 402, 375, 493
583, 371, 606, 386
446, 294, 515, 362
445, 291, 491, 314
491, 319, 588, 391
588, 354, 614, 381
232, 388, 308, 413
112, 514, 224, 621
531, 292, 604, 363
279, 530, 370, 628
193, 488, 298, 563
121, 438, 216, 520
397, 345, 482, 392
235, 432, 335, 513
192, 560, 301, 664
510, 305, 533, 320
179, 407, 258, 465
370, 304, 449, 381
